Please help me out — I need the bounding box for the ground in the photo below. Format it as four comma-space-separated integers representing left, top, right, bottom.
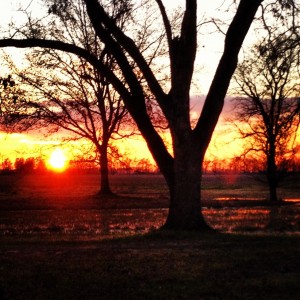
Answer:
0, 172, 299, 299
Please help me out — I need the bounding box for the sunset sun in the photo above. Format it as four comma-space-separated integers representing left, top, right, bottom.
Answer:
48, 148, 68, 171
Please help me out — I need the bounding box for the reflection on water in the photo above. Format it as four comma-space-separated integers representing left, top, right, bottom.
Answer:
283, 198, 300, 203
0, 205, 299, 236
214, 197, 265, 201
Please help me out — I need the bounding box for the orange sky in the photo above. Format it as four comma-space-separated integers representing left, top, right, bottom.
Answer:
0, 102, 243, 169
0, 0, 262, 168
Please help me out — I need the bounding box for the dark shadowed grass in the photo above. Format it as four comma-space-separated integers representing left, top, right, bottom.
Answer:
0, 231, 299, 300
0, 173, 299, 299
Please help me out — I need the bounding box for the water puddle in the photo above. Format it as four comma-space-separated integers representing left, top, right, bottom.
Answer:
283, 198, 300, 203
213, 197, 265, 201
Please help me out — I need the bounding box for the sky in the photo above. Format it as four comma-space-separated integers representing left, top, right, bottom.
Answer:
0, 0, 229, 85
0, 0, 249, 169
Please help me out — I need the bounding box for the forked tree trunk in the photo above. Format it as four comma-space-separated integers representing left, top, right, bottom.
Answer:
0, 0, 263, 232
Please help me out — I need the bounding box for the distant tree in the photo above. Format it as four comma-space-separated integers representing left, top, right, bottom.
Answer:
0, 0, 297, 230
35, 157, 48, 173
1, 158, 13, 171
14, 158, 25, 172
232, 27, 300, 201
135, 158, 155, 173
14, 157, 35, 174
4, 52, 133, 195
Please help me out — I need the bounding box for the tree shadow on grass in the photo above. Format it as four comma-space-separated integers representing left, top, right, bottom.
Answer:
1, 223, 299, 299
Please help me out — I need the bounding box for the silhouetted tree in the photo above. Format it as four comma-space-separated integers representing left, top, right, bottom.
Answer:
232, 23, 300, 201
1, 158, 13, 172
35, 157, 48, 173
3, 52, 133, 195
0, 1, 137, 196
0, 0, 296, 230
14, 157, 35, 174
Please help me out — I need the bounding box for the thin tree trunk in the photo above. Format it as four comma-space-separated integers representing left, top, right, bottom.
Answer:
267, 147, 279, 202
98, 144, 113, 196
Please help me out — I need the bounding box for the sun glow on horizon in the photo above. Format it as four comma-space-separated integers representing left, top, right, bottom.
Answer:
47, 148, 68, 171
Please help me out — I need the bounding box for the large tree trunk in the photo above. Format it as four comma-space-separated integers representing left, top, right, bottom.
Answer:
160, 0, 262, 231
162, 126, 212, 230
163, 148, 211, 231
0, 0, 263, 232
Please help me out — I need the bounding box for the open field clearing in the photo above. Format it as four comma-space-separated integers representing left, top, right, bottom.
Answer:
0, 173, 299, 235
0, 205, 299, 237
0, 173, 299, 299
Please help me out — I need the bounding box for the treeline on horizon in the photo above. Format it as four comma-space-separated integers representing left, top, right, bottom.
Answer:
1, 155, 300, 175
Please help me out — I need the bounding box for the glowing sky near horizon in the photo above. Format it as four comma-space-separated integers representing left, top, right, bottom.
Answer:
0, 1, 249, 166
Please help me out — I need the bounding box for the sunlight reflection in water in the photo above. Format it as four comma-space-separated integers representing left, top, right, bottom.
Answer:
283, 198, 300, 202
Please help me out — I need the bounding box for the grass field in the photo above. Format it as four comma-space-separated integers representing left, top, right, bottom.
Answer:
0, 173, 299, 299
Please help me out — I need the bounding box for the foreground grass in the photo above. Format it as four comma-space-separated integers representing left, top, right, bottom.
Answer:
0, 231, 299, 300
